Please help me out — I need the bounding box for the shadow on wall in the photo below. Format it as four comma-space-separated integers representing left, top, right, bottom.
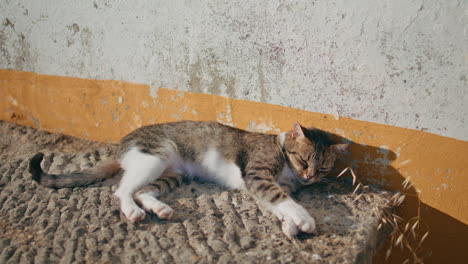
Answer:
326, 131, 468, 263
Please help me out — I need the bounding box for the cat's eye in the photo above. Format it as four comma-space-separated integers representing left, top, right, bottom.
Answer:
318, 168, 329, 174
298, 157, 308, 169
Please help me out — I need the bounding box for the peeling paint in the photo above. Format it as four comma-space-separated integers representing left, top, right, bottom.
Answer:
395, 147, 401, 157
334, 128, 346, 136
170, 113, 181, 120
149, 86, 159, 98
7, 96, 18, 106
331, 105, 340, 121
217, 102, 234, 126
246, 120, 277, 133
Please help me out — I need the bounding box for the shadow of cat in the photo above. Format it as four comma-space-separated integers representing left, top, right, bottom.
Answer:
319, 130, 465, 263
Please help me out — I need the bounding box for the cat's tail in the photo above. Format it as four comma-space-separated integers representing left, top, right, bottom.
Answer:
29, 152, 122, 188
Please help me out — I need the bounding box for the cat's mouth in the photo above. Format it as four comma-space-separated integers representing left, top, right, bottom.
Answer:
307, 177, 319, 184
300, 174, 319, 185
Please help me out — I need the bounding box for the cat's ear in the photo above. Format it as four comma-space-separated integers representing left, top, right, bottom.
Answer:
332, 143, 350, 155
292, 122, 305, 138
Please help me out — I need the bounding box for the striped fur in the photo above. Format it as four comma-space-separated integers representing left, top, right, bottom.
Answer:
29, 153, 121, 188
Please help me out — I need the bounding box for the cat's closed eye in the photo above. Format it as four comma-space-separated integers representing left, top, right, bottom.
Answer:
315, 167, 328, 174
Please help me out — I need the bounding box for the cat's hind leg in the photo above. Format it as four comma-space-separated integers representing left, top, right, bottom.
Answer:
114, 147, 169, 221
134, 170, 183, 219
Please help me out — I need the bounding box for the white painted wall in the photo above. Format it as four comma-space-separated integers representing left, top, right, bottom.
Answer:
1, 0, 466, 140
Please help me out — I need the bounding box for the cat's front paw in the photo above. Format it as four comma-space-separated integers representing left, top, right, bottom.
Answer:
283, 213, 316, 235
281, 218, 299, 238
276, 199, 316, 235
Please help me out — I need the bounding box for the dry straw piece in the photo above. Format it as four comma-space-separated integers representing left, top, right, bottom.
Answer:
335, 167, 429, 263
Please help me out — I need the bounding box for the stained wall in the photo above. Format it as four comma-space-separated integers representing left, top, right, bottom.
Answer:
1, 0, 466, 140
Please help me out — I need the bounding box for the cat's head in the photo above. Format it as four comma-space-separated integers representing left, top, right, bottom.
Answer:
284, 122, 349, 185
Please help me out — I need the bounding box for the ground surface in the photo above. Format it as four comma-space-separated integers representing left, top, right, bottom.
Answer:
0, 121, 391, 263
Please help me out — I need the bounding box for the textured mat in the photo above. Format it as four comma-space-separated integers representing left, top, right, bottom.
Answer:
0, 121, 391, 263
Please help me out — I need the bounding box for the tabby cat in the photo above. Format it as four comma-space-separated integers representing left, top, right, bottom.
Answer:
29, 121, 349, 237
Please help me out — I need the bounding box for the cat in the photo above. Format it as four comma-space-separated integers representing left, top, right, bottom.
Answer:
29, 121, 349, 237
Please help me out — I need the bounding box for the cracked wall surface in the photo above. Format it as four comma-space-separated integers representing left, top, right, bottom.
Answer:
1, 0, 466, 140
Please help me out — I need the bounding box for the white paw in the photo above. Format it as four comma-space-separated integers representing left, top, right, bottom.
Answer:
282, 218, 299, 238
275, 199, 316, 235
150, 203, 173, 219
137, 193, 173, 219
285, 212, 316, 234
119, 197, 146, 222
122, 204, 146, 222
115, 188, 147, 222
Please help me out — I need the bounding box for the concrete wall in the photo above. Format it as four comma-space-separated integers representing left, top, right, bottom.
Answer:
1, 0, 466, 140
